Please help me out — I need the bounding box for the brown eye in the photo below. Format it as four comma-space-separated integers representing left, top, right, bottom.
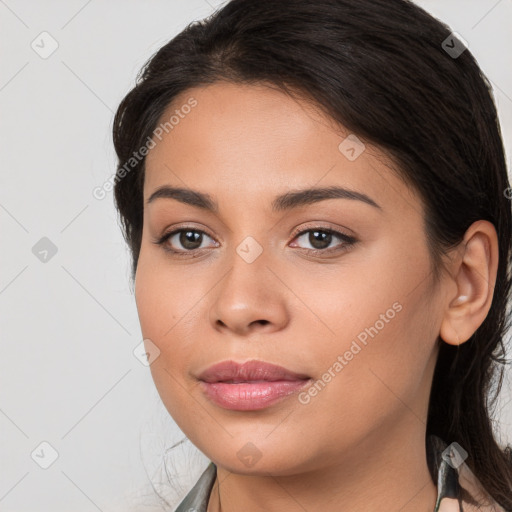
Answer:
291, 228, 356, 253
177, 230, 204, 250
153, 227, 218, 254
304, 230, 333, 250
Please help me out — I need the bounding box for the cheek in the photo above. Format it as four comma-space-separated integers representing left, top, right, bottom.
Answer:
134, 251, 210, 388
134, 249, 202, 342
292, 300, 435, 465
135, 258, 203, 427
296, 245, 437, 433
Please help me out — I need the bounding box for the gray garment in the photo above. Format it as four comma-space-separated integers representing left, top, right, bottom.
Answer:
173, 435, 503, 512
174, 461, 217, 512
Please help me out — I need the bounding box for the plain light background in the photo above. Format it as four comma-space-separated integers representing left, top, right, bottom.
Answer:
1, 1, 511, 511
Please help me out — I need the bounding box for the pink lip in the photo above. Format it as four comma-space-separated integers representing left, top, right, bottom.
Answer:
197, 360, 311, 411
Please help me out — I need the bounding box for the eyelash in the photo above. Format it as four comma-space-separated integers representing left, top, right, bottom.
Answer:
152, 224, 357, 258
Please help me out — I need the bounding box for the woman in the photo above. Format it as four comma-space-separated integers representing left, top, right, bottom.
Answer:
112, 0, 512, 510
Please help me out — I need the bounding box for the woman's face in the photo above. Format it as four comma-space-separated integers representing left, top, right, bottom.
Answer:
135, 81, 447, 474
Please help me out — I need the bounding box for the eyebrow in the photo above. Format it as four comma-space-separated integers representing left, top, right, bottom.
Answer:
146, 185, 381, 212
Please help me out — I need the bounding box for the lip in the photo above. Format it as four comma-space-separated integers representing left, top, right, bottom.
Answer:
197, 360, 311, 411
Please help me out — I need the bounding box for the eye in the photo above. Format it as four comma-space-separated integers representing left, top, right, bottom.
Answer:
152, 224, 357, 257
289, 226, 357, 255
152, 227, 218, 255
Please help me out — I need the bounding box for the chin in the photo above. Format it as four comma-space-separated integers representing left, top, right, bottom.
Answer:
207, 444, 313, 476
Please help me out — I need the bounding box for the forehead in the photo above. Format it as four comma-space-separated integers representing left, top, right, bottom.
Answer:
143, 82, 417, 214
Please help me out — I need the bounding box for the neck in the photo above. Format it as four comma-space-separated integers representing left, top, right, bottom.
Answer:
207, 417, 438, 512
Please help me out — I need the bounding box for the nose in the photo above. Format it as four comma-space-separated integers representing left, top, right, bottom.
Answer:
209, 247, 290, 337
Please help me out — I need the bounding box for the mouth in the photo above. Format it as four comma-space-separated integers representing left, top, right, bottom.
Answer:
197, 359, 312, 411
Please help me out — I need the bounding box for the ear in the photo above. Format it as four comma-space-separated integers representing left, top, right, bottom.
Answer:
439, 220, 499, 346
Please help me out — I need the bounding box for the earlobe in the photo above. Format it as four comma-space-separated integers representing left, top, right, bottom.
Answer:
439, 220, 499, 346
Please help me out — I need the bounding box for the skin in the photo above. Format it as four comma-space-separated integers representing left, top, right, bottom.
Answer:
134, 81, 498, 512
